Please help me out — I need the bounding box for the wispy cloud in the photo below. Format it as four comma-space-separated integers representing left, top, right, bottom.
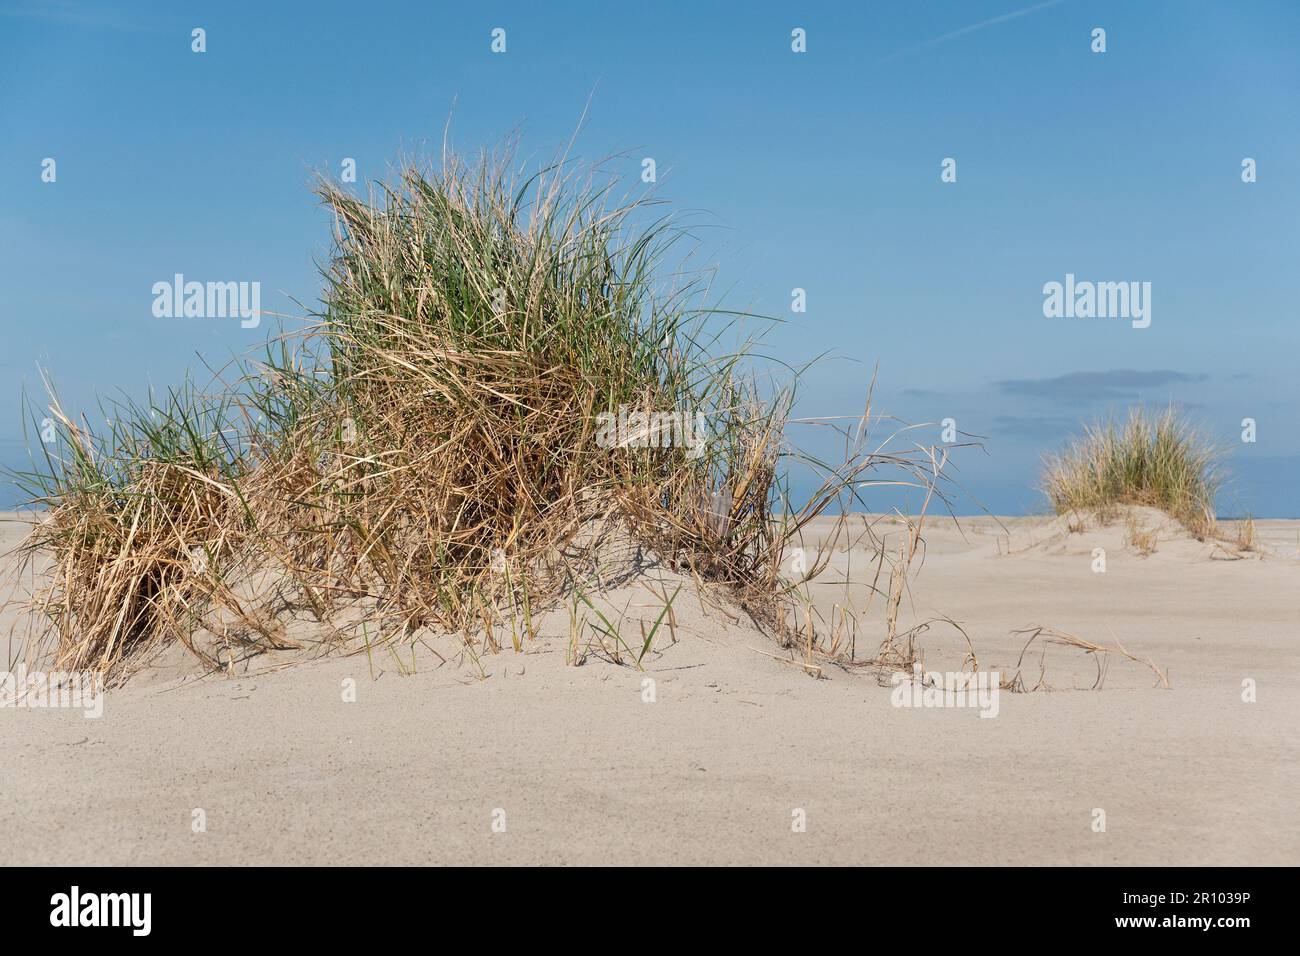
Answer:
878, 0, 1067, 64
995, 369, 1206, 402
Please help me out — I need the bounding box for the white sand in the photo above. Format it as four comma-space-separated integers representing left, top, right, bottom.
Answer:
1, 509, 1296, 865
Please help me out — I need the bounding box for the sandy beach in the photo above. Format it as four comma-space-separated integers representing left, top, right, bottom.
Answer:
3, 509, 1295, 866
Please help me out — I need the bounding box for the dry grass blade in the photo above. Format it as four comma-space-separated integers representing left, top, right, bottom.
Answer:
1005, 625, 1171, 692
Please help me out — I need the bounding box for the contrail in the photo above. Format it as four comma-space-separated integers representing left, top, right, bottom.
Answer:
878, 0, 1068, 64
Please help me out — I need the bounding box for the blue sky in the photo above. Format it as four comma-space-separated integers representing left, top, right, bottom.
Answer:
2, 0, 1297, 514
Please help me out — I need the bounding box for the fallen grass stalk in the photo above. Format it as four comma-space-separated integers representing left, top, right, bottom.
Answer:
1005, 624, 1170, 692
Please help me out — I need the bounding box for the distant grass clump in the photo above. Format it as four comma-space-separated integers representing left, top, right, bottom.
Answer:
1041, 407, 1220, 539
6, 141, 946, 681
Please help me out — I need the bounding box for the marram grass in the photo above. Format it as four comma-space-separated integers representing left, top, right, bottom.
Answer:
1041, 407, 1220, 539
5, 143, 946, 681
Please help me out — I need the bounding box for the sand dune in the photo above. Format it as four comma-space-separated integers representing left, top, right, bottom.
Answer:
2, 509, 1296, 865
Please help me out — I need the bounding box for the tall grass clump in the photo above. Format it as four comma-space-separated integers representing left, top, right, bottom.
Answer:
6, 377, 270, 675
1041, 407, 1220, 538
6, 141, 949, 681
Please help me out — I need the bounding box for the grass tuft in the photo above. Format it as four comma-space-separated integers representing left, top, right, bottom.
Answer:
1041, 407, 1220, 539
5, 141, 950, 681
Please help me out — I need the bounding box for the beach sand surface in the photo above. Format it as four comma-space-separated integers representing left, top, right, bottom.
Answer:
2, 509, 1296, 865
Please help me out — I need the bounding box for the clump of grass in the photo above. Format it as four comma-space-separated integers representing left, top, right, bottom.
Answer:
1041, 407, 1220, 539
1234, 514, 1256, 552
5, 376, 277, 677
1124, 512, 1159, 556
5, 139, 950, 681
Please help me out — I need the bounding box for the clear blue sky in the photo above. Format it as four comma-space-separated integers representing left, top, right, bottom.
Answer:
2, 0, 1297, 514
